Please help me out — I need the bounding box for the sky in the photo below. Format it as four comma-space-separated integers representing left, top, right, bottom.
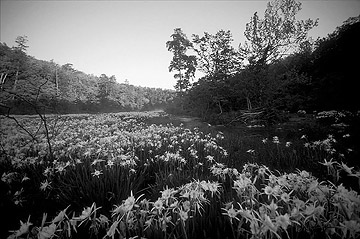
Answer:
1, 0, 360, 90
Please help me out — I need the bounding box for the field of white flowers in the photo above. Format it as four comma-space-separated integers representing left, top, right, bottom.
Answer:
1, 111, 359, 239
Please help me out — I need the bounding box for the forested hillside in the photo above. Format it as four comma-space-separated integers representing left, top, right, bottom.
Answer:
0, 40, 175, 114
166, 0, 360, 124
1, 0, 359, 120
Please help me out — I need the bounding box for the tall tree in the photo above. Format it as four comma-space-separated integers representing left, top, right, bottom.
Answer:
14, 35, 29, 52
237, 0, 318, 109
49, 60, 60, 95
166, 28, 197, 91
12, 36, 29, 96
240, 0, 318, 68
192, 30, 242, 81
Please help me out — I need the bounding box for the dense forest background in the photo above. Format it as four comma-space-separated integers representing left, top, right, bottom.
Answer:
0, 40, 176, 114
166, 0, 360, 124
1, 0, 359, 122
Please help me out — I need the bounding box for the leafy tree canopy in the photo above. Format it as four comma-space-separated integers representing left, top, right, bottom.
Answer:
240, 0, 318, 67
166, 28, 197, 91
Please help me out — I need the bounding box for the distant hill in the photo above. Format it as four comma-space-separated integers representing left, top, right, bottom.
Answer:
0, 42, 176, 114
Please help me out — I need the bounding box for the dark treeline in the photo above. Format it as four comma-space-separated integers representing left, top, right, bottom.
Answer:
1, 0, 359, 119
167, 0, 360, 124
0, 40, 175, 115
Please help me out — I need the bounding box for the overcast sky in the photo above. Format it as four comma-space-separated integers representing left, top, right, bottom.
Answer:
1, 0, 359, 89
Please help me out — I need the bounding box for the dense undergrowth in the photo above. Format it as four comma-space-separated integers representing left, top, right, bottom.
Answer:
0, 110, 359, 239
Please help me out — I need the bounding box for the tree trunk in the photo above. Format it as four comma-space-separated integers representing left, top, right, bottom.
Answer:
0, 73, 7, 91
246, 96, 252, 110
55, 67, 59, 95
217, 101, 223, 115
12, 69, 19, 100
